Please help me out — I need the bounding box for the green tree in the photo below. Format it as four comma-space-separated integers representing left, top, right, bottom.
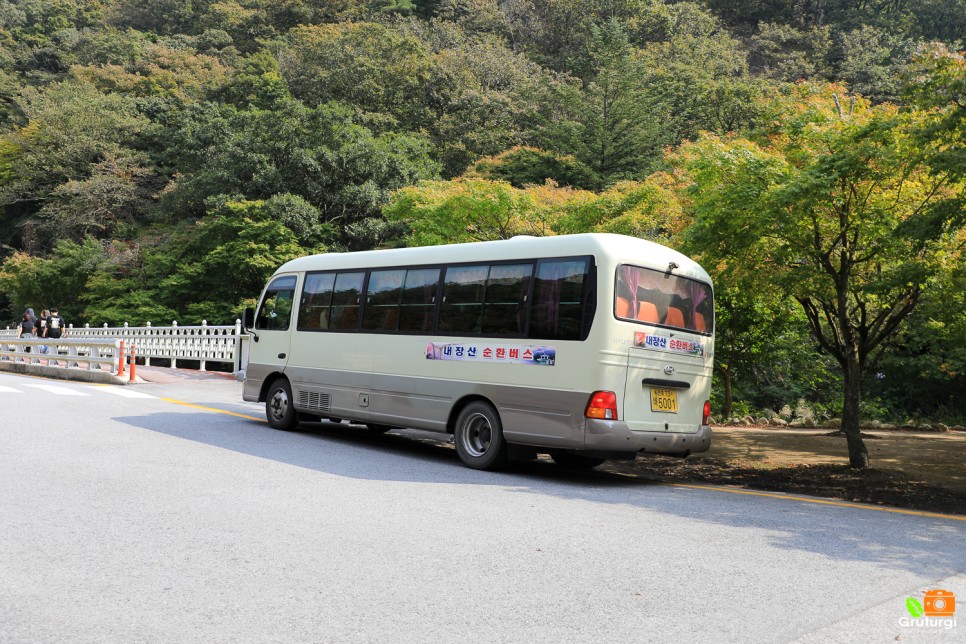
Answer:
385, 170, 685, 247
0, 80, 150, 250
152, 97, 439, 244
532, 19, 662, 189
384, 177, 548, 245
551, 174, 685, 242
154, 200, 310, 322
833, 25, 910, 103
464, 146, 595, 190
679, 83, 964, 467
871, 259, 966, 420
83, 199, 314, 325
2, 81, 149, 194
637, 26, 765, 150
0, 236, 107, 324
105, 0, 201, 36
421, 31, 543, 177
749, 22, 832, 82
280, 22, 434, 130
33, 151, 159, 243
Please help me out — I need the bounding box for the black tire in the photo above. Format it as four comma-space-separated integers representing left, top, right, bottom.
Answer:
266, 378, 299, 431
549, 450, 606, 469
454, 401, 509, 470
365, 423, 392, 433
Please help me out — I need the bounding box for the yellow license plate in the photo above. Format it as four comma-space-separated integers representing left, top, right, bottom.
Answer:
650, 388, 678, 413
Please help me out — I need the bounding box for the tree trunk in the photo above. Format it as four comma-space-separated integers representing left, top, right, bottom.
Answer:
841, 354, 869, 468
721, 366, 734, 419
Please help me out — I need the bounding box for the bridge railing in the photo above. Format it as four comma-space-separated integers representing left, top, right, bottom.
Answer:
0, 321, 249, 372
0, 338, 121, 374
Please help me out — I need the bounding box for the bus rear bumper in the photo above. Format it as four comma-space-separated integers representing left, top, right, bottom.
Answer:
584, 421, 713, 456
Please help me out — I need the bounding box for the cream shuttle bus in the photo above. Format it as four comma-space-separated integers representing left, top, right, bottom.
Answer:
242, 233, 714, 470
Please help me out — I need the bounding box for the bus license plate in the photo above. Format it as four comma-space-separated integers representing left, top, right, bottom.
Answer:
650, 388, 678, 413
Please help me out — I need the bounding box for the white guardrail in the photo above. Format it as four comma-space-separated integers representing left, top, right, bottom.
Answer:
0, 320, 249, 373
0, 338, 122, 375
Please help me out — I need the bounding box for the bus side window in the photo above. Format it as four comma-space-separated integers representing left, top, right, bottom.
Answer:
399, 268, 440, 333
256, 276, 297, 331
530, 259, 589, 341
297, 273, 335, 331
440, 265, 487, 334
482, 263, 533, 336
364, 269, 405, 332
330, 272, 365, 330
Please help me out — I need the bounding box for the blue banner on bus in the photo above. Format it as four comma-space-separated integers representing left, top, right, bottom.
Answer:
633, 331, 704, 356
426, 342, 556, 366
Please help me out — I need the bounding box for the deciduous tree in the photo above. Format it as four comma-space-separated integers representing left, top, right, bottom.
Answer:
679, 82, 963, 467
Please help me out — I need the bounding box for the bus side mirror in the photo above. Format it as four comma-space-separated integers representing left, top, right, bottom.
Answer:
242, 307, 255, 331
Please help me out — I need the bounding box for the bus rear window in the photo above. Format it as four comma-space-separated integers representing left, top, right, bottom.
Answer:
615, 264, 712, 334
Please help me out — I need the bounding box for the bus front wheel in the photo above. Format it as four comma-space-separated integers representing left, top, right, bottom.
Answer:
454, 401, 509, 470
266, 378, 298, 431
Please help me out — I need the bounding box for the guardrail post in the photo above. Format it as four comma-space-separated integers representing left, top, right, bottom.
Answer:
200, 320, 208, 371
234, 318, 243, 373
171, 320, 178, 369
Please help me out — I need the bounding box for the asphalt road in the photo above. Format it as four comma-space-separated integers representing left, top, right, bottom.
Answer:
1, 370, 963, 643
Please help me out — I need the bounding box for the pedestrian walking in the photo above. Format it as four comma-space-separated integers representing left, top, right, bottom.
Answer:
43, 307, 66, 364
17, 311, 34, 338
35, 309, 50, 354
44, 307, 66, 339
17, 310, 35, 353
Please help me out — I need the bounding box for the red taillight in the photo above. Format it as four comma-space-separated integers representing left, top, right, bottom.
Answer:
585, 391, 618, 420
702, 400, 711, 425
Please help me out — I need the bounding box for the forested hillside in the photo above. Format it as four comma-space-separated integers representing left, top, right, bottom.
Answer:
0, 0, 963, 430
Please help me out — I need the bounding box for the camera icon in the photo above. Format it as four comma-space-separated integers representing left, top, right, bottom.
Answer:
924, 589, 956, 617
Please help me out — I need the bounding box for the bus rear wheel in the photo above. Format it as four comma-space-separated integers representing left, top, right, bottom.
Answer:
454, 401, 509, 470
266, 378, 298, 431
549, 450, 606, 469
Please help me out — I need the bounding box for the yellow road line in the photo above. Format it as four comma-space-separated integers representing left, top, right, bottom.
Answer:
667, 482, 966, 521
159, 397, 265, 422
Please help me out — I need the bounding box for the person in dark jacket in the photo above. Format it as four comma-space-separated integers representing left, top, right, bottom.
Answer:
17, 310, 35, 353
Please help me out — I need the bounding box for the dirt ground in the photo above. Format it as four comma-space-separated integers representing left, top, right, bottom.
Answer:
603, 426, 966, 516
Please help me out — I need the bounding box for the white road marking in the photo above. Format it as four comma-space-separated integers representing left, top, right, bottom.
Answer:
24, 384, 88, 396
0, 385, 22, 393
94, 387, 156, 399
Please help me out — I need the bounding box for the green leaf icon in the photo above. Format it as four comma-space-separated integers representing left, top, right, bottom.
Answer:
906, 597, 924, 617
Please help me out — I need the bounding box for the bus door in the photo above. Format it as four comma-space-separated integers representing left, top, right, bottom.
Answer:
614, 264, 713, 433
252, 274, 298, 373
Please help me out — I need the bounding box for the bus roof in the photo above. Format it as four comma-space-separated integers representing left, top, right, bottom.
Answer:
275, 233, 711, 285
